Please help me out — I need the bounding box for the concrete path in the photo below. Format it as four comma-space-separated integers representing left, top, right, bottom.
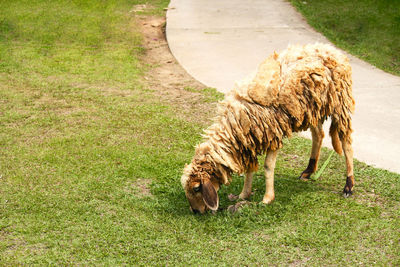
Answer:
166, 0, 400, 174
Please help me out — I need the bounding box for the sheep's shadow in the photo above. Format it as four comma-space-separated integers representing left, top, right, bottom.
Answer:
156, 171, 337, 225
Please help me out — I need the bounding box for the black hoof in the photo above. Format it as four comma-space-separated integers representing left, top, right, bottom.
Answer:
298, 172, 312, 181
343, 190, 353, 198
299, 159, 316, 180
343, 176, 354, 198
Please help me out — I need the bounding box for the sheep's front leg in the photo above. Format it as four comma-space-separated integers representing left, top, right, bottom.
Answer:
239, 172, 253, 199
262, 149, 278, 204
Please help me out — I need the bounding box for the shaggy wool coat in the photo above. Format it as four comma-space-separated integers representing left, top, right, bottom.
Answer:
185, 43, 355, 187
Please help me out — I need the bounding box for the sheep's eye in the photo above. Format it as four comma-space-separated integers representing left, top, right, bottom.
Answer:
193, 185, 201, 193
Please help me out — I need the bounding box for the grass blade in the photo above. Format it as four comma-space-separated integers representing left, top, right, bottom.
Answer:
313, 150, 335, 180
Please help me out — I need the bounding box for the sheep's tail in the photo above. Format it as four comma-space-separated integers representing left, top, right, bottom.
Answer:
329, 120, 343, 155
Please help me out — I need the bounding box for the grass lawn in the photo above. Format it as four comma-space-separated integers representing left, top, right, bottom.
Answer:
0, 0, 399, 265
290, 0, 400, 76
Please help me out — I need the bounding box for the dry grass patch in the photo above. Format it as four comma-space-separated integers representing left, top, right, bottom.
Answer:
127, 178, 153, 198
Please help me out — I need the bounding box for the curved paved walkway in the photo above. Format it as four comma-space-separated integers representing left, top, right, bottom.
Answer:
166, 0, 400, 174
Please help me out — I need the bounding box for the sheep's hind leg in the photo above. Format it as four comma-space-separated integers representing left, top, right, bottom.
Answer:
341, 138, 355, 197
299, 122, 324, 180
262, 149, 278, 204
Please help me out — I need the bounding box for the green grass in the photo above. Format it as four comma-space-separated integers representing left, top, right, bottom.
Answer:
184, 86, 224, 103
1, 0, 399, 265
290, 0, 400, 76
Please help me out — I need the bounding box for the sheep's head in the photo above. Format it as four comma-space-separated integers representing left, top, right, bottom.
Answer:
181, 161, 220, 214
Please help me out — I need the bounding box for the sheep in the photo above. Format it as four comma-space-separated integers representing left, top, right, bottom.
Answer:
181, 43, 355, 214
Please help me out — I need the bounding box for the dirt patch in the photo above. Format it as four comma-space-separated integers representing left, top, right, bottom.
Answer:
127, 178, 152, 198
134, 12, 218, 124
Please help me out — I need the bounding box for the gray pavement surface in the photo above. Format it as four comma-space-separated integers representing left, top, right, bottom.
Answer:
166, 0, 400, 174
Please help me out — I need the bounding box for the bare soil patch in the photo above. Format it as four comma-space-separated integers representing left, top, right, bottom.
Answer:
134, 14, 218, 124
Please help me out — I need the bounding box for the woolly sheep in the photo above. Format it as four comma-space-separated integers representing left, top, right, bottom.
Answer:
181, 43, 355, 214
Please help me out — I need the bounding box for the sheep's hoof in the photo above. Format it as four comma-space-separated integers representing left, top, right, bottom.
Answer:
238, 191, 253, 200
299, 159, 316, 181
228, 191, 254, 201
298, 172, 312, 181
343, 175, 354, 198
343, 190, 353, 198
262, 195, 275, 204
343, 185, 353, 198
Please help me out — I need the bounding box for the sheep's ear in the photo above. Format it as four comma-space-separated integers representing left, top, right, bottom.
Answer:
201, 178, 219, 211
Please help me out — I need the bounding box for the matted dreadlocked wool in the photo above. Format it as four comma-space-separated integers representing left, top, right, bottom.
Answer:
185, 43, 355, 187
